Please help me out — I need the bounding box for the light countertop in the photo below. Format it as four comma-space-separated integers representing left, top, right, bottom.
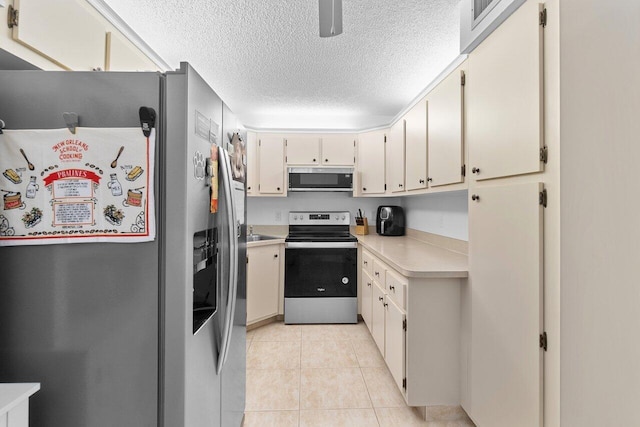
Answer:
356, 233, 468, 279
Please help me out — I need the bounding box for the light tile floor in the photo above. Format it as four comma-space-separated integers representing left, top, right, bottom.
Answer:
244, 321, 476, 427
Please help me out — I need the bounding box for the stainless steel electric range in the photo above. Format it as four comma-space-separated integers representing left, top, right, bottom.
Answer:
284, 211, 358, 324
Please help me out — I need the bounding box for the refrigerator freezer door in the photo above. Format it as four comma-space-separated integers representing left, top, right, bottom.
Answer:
0, 71, 161, 427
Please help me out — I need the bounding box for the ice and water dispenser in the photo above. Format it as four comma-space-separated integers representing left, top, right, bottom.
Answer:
192, 228, 217, 333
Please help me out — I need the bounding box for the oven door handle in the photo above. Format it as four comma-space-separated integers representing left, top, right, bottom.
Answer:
285, 242, 358, 249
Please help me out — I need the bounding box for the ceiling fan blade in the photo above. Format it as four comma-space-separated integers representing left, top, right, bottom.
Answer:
319, 0, 343, 37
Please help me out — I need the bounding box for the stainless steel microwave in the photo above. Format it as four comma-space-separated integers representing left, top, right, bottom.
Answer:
288, 167, 353, 192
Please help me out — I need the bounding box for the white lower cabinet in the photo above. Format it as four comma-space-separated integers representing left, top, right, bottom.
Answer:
247, 244, 282, 325
384, 296, 406, 392
468, 181, 544, 427
360, 246, 461, 406
371, 281, 386, 357
361, 269, 373, 334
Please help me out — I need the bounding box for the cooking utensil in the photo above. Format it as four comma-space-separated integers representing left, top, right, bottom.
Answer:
111, 146, 124, 168
20, 149, 35, 171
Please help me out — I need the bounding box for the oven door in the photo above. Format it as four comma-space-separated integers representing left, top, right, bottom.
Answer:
284, 242, 357, 298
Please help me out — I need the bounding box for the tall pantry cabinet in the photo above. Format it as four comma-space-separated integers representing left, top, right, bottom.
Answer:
465, 1, 554, 426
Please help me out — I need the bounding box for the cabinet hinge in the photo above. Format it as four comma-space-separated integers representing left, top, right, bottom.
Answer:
402, 377, 407, 390
246, 256, 249, 264
384, 135, 387, 143
539, 8, 547, 27
384, 184, 387, 191
461, 164, 466, 177
353, 140, 356, 147
402, 319, 407, 331
354, 157, 356, 163
7, 5, 18, 28
258, 184, 261, 191
540, 331, 548, 351
258, 140, 261, 146
285, 139, 287, 146
540, 146, 548, 164
285, 156, 287, 162
539, 189, 547, 208
460, 71, 466, 86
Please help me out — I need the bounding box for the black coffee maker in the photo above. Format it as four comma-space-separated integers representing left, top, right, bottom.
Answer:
376, 205, 405, 236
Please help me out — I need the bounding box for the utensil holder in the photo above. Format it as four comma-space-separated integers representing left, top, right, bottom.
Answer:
355, 217, 369, 235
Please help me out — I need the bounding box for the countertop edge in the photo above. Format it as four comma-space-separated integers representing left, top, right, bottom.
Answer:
357, 236, 469, 279
0, 383, 40, 415
246, 238, 285, 248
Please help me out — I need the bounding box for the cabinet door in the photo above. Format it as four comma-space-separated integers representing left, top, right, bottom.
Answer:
387, 119, 406, 193
427, 64, 465, 187
246, 132, 258, 195
247, 245, 281, 324
106, 31, 160, 71
372, 282, 386, 357
285, 135, 320, 165
357, 130, 386, 195
404, 99, 428, 191
12, 0, 106, 71
257, 135, 285, 194
385, 296, 406, 393
467, 1, 544, 181
469, 182, 543, 427
361, 269, 374, 333
321, 134, 355, 166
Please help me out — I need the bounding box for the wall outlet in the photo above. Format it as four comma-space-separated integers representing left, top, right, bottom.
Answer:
275, 211, 282, 222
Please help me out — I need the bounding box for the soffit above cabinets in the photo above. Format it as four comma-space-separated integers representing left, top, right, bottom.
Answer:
97, 0, 461, 131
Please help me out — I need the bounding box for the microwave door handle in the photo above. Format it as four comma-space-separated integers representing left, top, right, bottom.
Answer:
381, 219, 386, 235
217, 147, 237, 374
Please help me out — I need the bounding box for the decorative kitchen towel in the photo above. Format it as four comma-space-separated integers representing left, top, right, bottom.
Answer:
210, 143, 218, 213
0, 127, 155, 246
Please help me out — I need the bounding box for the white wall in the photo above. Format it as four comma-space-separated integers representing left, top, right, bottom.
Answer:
400, 191, 469, 241
248, 191, 469, 241
560, 0, 640, 425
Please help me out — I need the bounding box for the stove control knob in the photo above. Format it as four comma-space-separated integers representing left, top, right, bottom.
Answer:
341, 215, 346, 220
335, 215, 339, 220
293, 215, 298, 221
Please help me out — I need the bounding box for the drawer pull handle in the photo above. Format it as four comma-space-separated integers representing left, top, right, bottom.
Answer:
364, 261, 368, 265
389, 285, 395, 291
375, 271, 379, 276
471, 194, 480, 202
367, 282, 371, 287
383, 303, 388, 307
378, 296, 384, 302
472, 167, 480, 174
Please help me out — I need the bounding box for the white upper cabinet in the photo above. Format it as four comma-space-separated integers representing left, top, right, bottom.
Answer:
285, 134, 355, 166
246, 132, 258, 195
257, 134, 285, 194
12, 0, 106, 70
320, 134, 356, 166
404, 99, 428, 191
285, 135, 321, 165
387, 119, 406, 193
467, 0, 545, 181
106, 31, 160, 71
357, 130, 386, 195
427, 63, 466, 187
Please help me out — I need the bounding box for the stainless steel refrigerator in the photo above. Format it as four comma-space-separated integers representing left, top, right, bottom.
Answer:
0, 62, 246, 427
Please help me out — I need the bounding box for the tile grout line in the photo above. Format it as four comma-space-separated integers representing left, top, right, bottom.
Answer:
351, 332, 382, 427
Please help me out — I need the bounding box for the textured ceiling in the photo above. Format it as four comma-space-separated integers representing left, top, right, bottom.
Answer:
102, 0, 461, 130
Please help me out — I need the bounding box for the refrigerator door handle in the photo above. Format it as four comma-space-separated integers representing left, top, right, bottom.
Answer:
217, 146, 238, 374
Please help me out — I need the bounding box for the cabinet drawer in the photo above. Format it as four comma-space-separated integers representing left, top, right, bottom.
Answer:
362, 250, 374, 276
386, 269, 407, 310
372, 259, 387, 287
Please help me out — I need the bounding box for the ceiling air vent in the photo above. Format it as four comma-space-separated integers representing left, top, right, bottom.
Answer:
473, 0, 501, 27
